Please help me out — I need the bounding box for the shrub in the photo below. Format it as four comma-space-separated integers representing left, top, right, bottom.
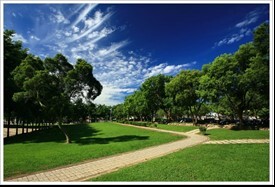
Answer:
199, 126, 207, 135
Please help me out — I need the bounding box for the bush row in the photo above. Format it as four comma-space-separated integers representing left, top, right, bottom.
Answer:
118, 120, 158, 128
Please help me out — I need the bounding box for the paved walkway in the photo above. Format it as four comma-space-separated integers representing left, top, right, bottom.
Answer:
203, 139, 269, 144
4, 124, 269, 183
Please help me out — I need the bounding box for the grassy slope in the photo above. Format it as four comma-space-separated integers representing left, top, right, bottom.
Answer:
92, 144, 270, 182
4, 122, 183, 178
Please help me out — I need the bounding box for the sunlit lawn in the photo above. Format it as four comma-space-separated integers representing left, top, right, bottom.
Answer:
90, 126, 270, 182
206, 128, 269, 140
91, 143, 269, 182
4, 122, 183, 178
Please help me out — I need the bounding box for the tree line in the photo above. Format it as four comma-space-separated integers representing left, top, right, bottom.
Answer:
112, 23, 270, 127
3, 22, 270, 142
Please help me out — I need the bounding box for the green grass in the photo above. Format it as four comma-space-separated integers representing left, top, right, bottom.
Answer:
206, 128, 270, 140
4, 122, 183, 178
155, 124, 198, 132
91, 144, 270, 182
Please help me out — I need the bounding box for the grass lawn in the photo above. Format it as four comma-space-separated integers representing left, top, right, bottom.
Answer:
4, 122, 183, 178
91, 144, 270, 182
206, 128, 270, 140
155, 124, 198, 132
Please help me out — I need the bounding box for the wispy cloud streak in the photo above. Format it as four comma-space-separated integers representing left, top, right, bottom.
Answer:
71, 4, 97, 28
213, 8, 265, 48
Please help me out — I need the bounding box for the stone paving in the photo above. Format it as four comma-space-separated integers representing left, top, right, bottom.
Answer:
203, 139, 269, 144
4, 124, 269, 183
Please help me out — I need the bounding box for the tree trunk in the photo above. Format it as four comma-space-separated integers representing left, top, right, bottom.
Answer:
237, 109, 245, 127
16, 119, 19, 135
22, 121, 25, 134
7, 115, 11, 138
57, 122, 71, 144
26, 123, 28, 133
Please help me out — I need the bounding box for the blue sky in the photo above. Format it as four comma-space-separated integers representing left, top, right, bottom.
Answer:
3, 3, 270, 106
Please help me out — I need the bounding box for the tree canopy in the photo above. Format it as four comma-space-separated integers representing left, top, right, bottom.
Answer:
4, 30, 102, 143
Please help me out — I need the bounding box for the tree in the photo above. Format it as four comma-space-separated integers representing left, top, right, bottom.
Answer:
140, 74, 172, 121
124, 94, 137, 120
201, 39, 269, 126
253, 22, 269, 57
166, 70, 204, 125
70, 99, 89, 123
4, 30, 28, 126
95, 104, 111, 120
113, 104, 126, 120
12, 53, 102, 143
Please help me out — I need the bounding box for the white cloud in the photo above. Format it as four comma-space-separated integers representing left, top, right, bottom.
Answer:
50, 10, 70, 24
96, 40, 129, 57
239, 28, 252, 36
71, 4, 97, 28
214, 29, 250, 47
235, 9, 263, 28
214, 8, 265, 48
227, 34, 244, 44
235, 16, 258, 28
144, 61, 196, 78
245, 29, 252, 36
87, 27, 114, 39
12, 33, 28, 43
93, 86, 136, 106
84, 11, 103, 29
55, 11, 70, 24
69, 11, 113, 42
30, 35, 40, 41
64, 31, 72, 36
72, 25, 80, 33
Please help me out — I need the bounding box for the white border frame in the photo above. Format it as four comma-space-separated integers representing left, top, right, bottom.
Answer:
0, 0, 274, 185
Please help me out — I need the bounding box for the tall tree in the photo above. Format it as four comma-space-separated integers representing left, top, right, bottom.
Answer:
166, 70, 204, 125
140, 74, 171, 121
12, 53, 102, 143
4, 30, 28, 125
201, 41, 268, 126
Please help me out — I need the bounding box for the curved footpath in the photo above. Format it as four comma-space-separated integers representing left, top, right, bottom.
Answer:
5, 124, 268, 183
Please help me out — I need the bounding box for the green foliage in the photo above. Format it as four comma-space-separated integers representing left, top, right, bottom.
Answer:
4, 30, 28, 120
94, 104, 111, 120
11, 53, 102, 123
166, 70, 204, 124
199, 126, 207, 135
201, 30, 269, 125
140, 74, 172, 120
253, 22, 269, 56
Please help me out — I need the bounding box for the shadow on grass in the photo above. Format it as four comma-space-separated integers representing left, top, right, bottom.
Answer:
4, 123, 149, 145
4, 124, 99, 145
74, 135, 149, 145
